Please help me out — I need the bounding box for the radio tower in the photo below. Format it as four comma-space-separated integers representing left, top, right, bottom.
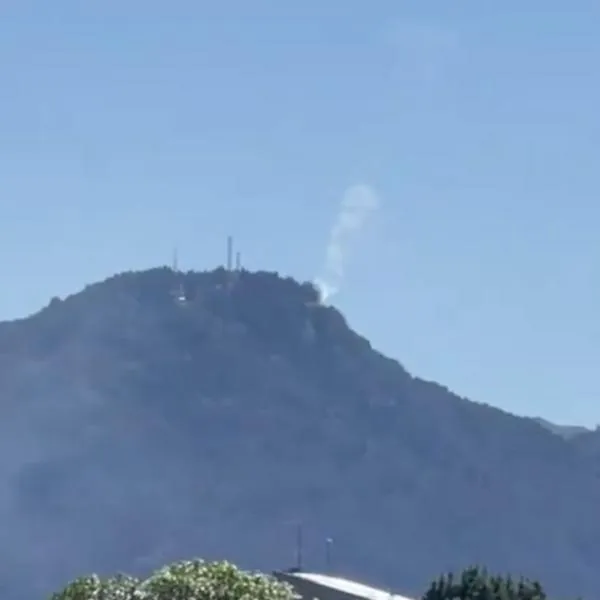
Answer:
227, 236, 233, 271
172, 247, 179, 272
170, 247, 185, 303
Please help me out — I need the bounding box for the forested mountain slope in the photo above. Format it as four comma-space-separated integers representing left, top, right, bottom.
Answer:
532, 417, 589, 439
0, 267, 598, 600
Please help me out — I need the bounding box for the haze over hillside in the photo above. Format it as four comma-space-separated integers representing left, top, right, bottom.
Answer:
1, 266, 600, 600
532, 417, 590, 439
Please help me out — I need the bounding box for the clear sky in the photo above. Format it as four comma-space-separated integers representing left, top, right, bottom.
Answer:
1, 1, 599, 426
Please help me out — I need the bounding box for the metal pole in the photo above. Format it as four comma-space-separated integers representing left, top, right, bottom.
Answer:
227, 236, 233, 271
296, 523, 303, 571
325, 538, 333, 572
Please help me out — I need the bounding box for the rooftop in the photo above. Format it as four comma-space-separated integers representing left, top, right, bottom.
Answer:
284, 572, 415, 600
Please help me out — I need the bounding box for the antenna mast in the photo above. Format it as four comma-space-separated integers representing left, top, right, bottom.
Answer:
172, 247, 179, 272
325, 537, 333, 572
170, 247, 185, 303
227, 236, 233, 271
295, 523, 303, 571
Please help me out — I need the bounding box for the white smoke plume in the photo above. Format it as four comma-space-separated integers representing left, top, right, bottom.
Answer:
315, 184, 380, 303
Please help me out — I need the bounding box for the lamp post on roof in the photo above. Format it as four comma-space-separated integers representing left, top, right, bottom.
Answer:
295, 522, 303, 571
325, 537, 333, 572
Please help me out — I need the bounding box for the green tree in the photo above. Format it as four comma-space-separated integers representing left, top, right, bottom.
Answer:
50, 559, 298, 600
422, 567, 546, 600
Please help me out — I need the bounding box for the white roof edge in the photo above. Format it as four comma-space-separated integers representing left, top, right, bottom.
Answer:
285, 571, 414, 600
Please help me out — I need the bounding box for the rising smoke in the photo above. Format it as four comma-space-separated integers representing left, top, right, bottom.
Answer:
315, 184, 380, 303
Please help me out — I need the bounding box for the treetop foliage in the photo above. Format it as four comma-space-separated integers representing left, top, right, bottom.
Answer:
423, 567, 547, 600
50, 559, 298, 600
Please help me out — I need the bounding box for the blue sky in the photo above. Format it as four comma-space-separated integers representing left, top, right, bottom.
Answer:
1, 1, 599, 425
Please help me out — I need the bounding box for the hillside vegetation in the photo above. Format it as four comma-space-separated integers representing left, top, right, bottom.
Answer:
0, 267, 598, 599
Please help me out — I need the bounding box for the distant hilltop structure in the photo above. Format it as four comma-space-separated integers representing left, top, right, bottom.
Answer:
170, 235, 243, 275
168, 235, 243, 303
165, 234, 324, 311
226, 235, 242, 273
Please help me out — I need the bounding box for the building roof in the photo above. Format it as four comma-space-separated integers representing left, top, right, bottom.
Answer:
285, 572, 414, 600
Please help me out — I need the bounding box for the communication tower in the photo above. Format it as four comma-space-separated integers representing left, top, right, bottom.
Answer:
170, 247, 186, 303
227, 235, 233, 271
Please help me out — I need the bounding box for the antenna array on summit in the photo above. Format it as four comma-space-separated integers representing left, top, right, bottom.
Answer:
225, 236, 242, 272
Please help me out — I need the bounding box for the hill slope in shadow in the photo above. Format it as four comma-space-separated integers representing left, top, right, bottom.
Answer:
0, 267, 598, 599
532, 417, 590, 440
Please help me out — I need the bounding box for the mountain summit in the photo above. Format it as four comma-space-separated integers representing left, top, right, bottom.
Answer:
0, 267, 599, 600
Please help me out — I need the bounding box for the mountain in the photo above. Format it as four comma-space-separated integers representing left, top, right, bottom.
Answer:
532, 417, 590, 440
569, 428, 600, 465
1, 267, 600, 600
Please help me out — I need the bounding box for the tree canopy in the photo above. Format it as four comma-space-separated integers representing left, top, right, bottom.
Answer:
423, 567, 547, 600
50, 559, 297, 600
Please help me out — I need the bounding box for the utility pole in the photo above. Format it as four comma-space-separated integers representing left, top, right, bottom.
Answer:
227, 236, 233, 271
325, 537, 333, 572
295, 523, 303, 571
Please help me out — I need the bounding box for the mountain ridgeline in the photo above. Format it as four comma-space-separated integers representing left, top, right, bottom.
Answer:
0, 267, 599, 600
